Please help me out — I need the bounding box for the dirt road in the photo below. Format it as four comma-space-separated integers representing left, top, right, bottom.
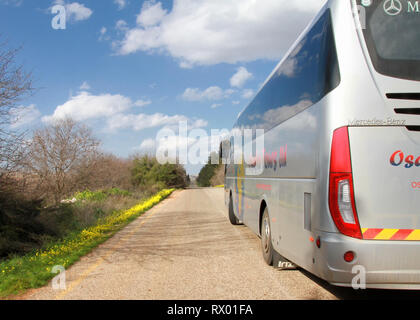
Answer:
23, 188, 342, 300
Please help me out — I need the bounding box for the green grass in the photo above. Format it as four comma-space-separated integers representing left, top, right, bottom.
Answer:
0, 188, 174, 299
73, 188, 132, 202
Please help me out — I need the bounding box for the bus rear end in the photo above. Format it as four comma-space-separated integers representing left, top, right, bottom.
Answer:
319, 0, 420, 289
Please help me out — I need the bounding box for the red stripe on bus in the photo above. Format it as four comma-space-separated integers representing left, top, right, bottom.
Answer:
390, 229, 414, 241
363, 229, 383, 239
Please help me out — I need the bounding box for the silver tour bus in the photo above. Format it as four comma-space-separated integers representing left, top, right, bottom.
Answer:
224, 0, 420, 289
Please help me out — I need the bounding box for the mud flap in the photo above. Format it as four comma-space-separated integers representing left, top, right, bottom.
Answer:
273, 250, 297, 270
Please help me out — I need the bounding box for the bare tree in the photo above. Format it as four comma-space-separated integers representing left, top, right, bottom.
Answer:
76, 153, 133, 191
0, 40, 34, 193
26, 118, 100, 205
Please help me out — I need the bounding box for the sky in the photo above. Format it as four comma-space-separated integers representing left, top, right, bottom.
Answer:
0, 0, 325, 174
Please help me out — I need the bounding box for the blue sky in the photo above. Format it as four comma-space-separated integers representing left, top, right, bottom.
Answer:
0, 0, 323, 174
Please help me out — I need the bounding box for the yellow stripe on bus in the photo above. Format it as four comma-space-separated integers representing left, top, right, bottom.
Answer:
405, 230, 420, 241
374, 229, 399, 240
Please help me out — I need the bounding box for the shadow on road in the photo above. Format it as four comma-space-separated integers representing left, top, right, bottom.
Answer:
297, 268, 420, 300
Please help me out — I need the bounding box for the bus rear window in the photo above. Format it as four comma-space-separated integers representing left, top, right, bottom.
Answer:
357, 0, 420, 81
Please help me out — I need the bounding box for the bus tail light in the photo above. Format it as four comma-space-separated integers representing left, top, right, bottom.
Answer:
344, 251, 355, 263
329, 127, 362, 239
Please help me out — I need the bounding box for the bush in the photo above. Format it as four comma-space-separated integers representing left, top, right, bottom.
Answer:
197, 164, 219, 187
0, 186, 138, 260
73, 188, 132, 202
0, 191, 53, 259
197, 152, 225, 187
74, 190, 107, 202
131, 156, 188, 189
210, 165, 225, 187
106, 188, 131, 197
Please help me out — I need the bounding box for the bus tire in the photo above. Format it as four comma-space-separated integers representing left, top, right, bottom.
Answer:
228, 195, 240, 225
261, 207, 274, 266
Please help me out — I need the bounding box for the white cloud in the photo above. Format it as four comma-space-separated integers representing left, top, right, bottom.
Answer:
260, 99, 313, 130
277, 57, 299, 77
115, 0, 325, 67
42, 91, 134, 123
279, 110, 317, 131
44, 90, 207, 133
99, 27, 109, 41
136, 1, 167, 27
117, 26, 163, 54
179, 61, 193, 69
134, 99, 152, 107
54, 0, 93, 22
107, 113, 207, 132
242, 89, 254, 99
114, 0, 127, 10
139, 138, 156, 151
276, 41, 305, 77
211, 103, 222, 109
230, 67, 252, 88
190, 119, 208, 129
182, 86, 233, 102
116, 20, 129, 31
224, 89, 235, 96
10, 104, 41, 128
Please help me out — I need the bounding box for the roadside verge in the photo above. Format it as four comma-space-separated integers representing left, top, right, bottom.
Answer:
0, 188, 175, 298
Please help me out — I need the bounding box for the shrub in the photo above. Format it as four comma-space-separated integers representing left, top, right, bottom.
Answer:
131, 156, 187, 189
73, 188, 132, 202
0, 192, 53, 259
74, 190, 107, 202
106, 188, 131, 197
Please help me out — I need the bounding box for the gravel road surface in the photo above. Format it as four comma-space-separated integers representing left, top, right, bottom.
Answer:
21, 188, 359, 300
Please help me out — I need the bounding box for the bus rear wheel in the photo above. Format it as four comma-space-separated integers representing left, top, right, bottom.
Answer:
228, 195, 240, 225
261, 207, 274, 266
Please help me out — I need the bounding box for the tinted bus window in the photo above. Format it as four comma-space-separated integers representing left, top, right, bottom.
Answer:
235, 9, 340, 131
357, 0, 420, 81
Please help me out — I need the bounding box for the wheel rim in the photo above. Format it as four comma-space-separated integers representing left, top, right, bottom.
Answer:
262, 215, 271, 254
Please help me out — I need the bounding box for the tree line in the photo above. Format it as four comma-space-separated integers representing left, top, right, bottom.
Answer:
0, 43, 188, 204
0, 42, 188, 258
196, 153, 225, 187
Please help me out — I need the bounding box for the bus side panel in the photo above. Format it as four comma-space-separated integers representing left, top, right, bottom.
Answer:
254, 105, 320, 269
273, 179, 317, 268
242, 177, 260, 235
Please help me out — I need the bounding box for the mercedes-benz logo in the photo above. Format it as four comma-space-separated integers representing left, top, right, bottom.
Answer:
383, 0, 403, 16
